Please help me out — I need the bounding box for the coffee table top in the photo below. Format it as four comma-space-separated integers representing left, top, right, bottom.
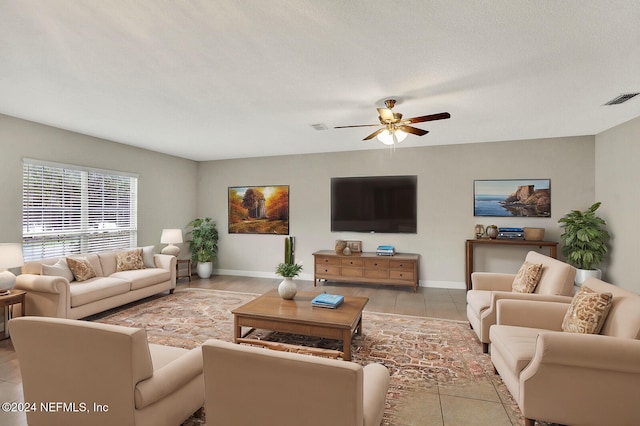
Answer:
232, 290, 368, 328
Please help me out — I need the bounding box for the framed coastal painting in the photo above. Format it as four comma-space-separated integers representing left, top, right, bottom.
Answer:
228, 185, 289, 234
474, 179, 551, 217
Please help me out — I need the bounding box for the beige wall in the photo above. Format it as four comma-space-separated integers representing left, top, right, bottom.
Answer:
0, 114, 198, 254
198, 136, 595, 288
595, 115, 640, 292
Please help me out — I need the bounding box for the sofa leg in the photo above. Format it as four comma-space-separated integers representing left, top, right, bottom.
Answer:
469, 322, 473, 329
170, 288, 175, 294
482, 342, 489, 353
524, 418, 535, 426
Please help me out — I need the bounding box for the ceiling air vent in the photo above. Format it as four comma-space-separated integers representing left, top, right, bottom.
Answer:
310, 123, 328, 130
603, 93, 639, 105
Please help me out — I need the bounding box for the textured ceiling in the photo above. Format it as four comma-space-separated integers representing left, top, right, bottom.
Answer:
1, 1, 639, 161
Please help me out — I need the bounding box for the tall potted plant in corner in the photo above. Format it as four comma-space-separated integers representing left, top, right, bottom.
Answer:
558, 202, 610, 286
188, 217, 219, 279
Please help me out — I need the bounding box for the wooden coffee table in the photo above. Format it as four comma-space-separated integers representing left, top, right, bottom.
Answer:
232, 290, 368, 361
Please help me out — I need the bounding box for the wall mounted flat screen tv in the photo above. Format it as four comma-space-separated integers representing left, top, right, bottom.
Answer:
331, 175, 417, 233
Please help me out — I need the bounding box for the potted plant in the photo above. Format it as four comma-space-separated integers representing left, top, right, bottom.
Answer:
558, 202, 610, 285
187, 217, 219, 279
275, 237, 302, 299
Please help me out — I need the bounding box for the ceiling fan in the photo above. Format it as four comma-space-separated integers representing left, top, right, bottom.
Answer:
334, 99, 450, 145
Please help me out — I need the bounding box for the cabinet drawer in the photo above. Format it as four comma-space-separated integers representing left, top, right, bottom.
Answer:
315, 256, 340, 266
340, 258, 364, 267
390, 259, 414, 270
341, 267, 363, 278
364, 269, 389, 279
364, 258, 390, 269
316, 266, 340, 275
390, 270, 414, 281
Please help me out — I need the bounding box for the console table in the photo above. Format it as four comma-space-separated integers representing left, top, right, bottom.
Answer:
465, 239, 558, 290
313, 250, 419, 292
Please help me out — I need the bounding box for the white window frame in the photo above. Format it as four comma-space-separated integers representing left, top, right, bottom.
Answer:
22, 158, 138, 261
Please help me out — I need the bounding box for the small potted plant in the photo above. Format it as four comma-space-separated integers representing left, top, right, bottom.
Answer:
187, 217, 219, 279
275, 261, 303, 300
558, 202, 610, 285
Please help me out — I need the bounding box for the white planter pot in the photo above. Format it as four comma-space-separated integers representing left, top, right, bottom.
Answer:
575, 268, 602, 286
196, 262, 213, 279
278, 277, 297, 300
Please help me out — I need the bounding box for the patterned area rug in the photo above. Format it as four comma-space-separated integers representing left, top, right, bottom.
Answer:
91, 288, 535, 425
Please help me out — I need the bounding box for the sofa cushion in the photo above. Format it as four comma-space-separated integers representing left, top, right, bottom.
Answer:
562, 285, 613, 334
116, 249, 145, 272
41, 258, 74, 282
66, 257, 97, 282
512, 262, 543, 293
69, 277, 131, 307
110, 268, 171, 291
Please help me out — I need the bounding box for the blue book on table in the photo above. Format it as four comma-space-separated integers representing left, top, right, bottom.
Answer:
311, 293, 344, 308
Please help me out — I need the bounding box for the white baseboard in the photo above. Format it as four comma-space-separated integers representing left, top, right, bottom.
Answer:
213, 269, 465, 289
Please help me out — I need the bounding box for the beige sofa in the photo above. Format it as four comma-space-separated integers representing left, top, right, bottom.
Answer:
466, 251, 576, 352
202, 339, 390, 426
9, 316, 204, 426
490, 277, 640, 426
15, 247, 176, 319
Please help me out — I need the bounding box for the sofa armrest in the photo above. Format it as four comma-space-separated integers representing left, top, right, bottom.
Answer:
153, 254, 175, 271
362, 363, 390, 426
496, 299, 570, 330
15, 274, 71, 317
471, 272, 515, 291
135, 347, 203, 409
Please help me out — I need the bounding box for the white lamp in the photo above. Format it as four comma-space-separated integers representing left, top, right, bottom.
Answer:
0, 243, 24, 296
377, 128, 408, 145
160, 229, 183, 257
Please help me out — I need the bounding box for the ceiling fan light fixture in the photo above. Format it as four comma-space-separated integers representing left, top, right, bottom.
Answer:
377, 128, 408, 145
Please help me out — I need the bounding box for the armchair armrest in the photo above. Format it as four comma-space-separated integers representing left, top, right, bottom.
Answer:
135, 347, 203, 409
471, 272, 515, 291
362, 363, 390, 426
496, 299, 570, 330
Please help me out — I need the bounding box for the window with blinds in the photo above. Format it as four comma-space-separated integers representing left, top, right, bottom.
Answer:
22, 159, 138, 261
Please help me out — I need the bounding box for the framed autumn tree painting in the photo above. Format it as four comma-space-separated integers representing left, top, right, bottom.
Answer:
228, 185, 289, 234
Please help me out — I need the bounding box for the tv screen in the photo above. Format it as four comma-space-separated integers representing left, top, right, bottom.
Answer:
331, 175, 417, 233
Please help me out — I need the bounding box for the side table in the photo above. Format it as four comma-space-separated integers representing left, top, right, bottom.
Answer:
176, 259, 192, 282
1, 289, 26, 339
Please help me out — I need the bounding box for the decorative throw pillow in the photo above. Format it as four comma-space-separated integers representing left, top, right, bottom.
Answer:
141, 246, 156, 268
66, 257, 97, 282
512, 262, 543, 293
41, 258, 74, 282
562, 285, 613, 334
116, 249, 145, 272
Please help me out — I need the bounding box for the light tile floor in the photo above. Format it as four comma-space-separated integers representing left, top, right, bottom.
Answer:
0, 276, 529, 425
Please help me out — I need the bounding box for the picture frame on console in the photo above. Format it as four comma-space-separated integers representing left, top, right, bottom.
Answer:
473, 179, 551, 217
228, 185, 289, 235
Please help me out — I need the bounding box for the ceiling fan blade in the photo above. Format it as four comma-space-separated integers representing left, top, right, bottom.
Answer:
363, 128, 385, 141
405, 112, 451, 124
377, 108, 395, 122
399, 125, 429, 136
334, 124, 380, 128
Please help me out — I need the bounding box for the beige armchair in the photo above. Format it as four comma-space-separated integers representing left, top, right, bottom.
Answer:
466, 250, 576, 352
202, 339, 390, 426
490, 277, 640, 426
9, 317, 204, 426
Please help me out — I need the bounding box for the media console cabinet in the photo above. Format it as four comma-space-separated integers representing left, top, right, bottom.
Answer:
313, 250, 419, 292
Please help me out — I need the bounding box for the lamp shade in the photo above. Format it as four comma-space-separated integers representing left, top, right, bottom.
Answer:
0, 243, 24, 269
160, 229, 183, 244
377, 128, 408, 145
